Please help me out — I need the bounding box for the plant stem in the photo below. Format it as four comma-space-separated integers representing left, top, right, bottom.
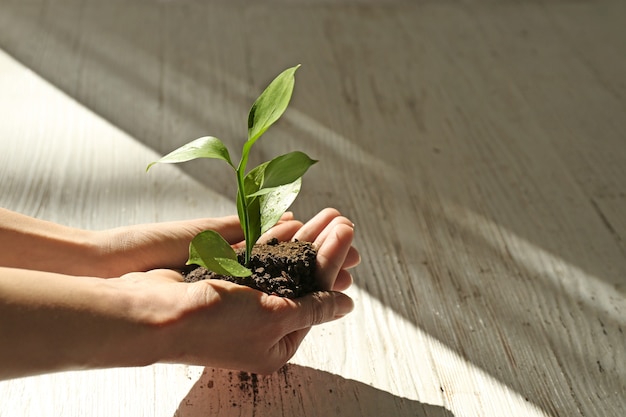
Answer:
236, 169, 252, 266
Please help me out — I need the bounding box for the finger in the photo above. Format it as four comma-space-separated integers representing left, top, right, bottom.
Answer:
343, 246, 361, 270
292, 208, 342, 242
280, 212, 295, 222
260, 220, 304, 243
230, 220, 305, 249
144, 269, 185, 283
333, 269, 353, 292
316, 224, 354, 290
224, 212, 294, 247
209, 215, 245, 244
269, 212, 296, 228
288, 291, 354, 330
312, 217, 354, 248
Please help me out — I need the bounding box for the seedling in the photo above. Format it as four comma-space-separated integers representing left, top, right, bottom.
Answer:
147, 65, 316, 277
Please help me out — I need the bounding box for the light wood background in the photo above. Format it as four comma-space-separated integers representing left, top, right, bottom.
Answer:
1, 1, 624, 416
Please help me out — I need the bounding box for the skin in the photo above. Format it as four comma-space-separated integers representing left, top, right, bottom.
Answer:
0, 208, 360, 380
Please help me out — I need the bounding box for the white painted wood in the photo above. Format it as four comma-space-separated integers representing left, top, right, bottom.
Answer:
1, 1, 624, 416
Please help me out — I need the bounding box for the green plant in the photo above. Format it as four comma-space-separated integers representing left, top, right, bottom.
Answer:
147, 65, 316, 277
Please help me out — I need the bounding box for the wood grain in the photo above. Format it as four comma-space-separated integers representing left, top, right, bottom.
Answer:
1, 1, 624, 416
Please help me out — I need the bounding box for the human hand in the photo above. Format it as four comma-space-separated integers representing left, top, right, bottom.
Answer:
0, 209, 358, 378
251, 207, 360, 291
93, 214, 246, 277
114, 209, 359, 374
114, 270, 352, 374
97, 208, 360, 292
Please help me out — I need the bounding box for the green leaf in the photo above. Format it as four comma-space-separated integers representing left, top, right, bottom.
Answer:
147, 136, 233, 171
247, 151, 317, 197
187, 230, 252, 277
239, 65, 300, 173
259, 178, 302, 235
242, 162, 303, 236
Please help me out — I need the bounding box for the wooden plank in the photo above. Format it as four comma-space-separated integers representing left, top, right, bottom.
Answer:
0, 1, 624, 416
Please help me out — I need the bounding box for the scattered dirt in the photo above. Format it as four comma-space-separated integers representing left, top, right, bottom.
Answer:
183, 238, 318, 298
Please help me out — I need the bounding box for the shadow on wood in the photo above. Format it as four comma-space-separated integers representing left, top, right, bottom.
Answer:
174, 364, 453, 417
1, 1, 624, 416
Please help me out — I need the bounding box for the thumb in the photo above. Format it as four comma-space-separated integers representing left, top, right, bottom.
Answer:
291, 291, 354, 329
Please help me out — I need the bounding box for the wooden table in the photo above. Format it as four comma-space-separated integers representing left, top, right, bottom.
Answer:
1, 1, 624, 416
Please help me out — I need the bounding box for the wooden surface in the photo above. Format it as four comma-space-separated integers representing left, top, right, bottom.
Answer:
1, 0, 625, 416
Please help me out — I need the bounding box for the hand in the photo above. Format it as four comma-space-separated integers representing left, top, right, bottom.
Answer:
0, 208, 359, 379
113, 270, 352, 374
98, 208, 360, 291
253, 208, 360, 291
93, 215, 246, 277
113, 208, 360, 374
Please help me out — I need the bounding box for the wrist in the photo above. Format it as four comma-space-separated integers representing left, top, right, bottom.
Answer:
91, 223, 196, 277
42, 227, 106, 277
103, 274, 185, 367
77, 277, 175, 370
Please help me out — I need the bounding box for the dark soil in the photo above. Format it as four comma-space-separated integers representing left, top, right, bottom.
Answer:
183, 238, 318, 299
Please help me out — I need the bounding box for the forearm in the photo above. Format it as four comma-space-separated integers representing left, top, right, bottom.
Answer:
0, 208, 247, 277
0, 209, 103, 276
0, 267, 166, 380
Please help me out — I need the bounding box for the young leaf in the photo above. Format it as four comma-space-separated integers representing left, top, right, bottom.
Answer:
147, 136, 234, 171
259, 178, 302, 235
239, 65, 300, 173
243, 162, 303, 236
188, 230, 252, 277
247, 151, 317, 197
148, 65, 313, 271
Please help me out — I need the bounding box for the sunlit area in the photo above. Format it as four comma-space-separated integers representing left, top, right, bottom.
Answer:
1, 1, 625, 416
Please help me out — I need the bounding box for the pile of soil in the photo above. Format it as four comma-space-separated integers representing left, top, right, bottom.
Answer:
183, 238, 318, 299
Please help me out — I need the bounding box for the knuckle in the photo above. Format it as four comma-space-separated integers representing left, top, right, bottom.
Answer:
308, 292, 327, 326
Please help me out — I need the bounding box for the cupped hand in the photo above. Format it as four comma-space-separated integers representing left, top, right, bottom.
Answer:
251, 208, 360, 291
95, 215, 247, 277
112, 208, 360, 374
120, 270, 353, 374
98, 208, 360, 293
